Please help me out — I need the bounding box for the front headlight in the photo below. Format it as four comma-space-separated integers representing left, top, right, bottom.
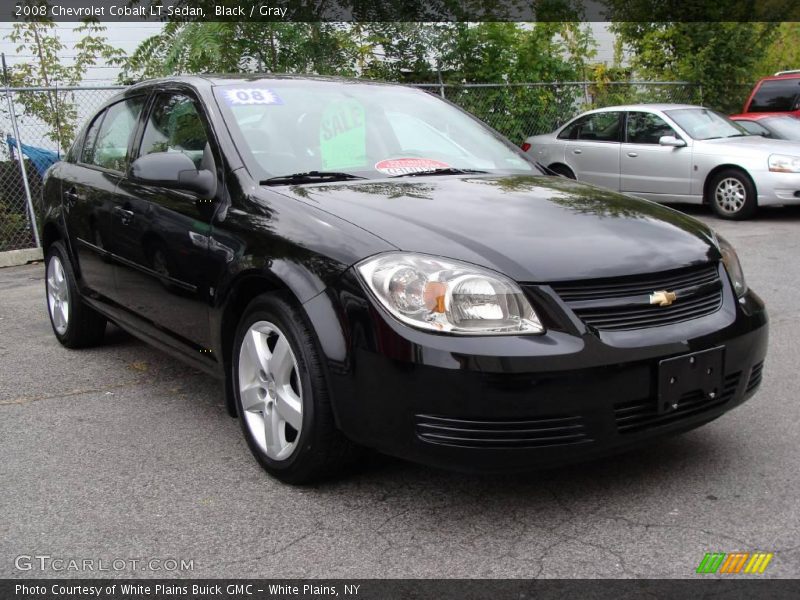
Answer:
717, 235, 747, 297
768, 154, 800, 173
356, 252, 544, 335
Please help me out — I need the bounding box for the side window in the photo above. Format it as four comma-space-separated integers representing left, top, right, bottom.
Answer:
749, 79, 800, 112
139, 93, 210, 168
573, 112, 621, 142
557, 117, 583, 140
80, 109, 106, 165
626, 112, 678, 144
85, 97, 145, 171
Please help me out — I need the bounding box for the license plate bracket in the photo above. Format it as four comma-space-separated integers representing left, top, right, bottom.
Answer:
658, 347, 724, 414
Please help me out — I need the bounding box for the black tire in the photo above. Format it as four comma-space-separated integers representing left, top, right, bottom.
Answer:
232, 292, 357, 484
549, 164, 576, 179
45, 241, 107, 348
707, 169, 757, 220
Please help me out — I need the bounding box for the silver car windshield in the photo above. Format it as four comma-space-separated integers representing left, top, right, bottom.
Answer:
763, 116, 800, 140
665, 108, 750, 141
213, 81, 536, 179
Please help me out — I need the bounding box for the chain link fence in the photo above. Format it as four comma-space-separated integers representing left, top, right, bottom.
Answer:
0, 86, 123, 252
0, 81, 753, 254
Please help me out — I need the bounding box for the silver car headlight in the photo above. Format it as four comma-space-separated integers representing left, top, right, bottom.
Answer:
768, 154, 800, 173
356, 252, 545, 335
717, 235, 747, 297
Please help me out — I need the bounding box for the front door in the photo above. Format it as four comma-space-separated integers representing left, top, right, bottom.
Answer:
113, 91, 220, 348
621, 111, 692, 198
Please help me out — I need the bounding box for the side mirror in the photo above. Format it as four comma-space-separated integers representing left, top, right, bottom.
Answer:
130, 152, 216, 199
659, 135, 687, 148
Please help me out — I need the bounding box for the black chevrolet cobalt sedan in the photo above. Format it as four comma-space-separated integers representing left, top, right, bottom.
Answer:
40, 76, 768, 483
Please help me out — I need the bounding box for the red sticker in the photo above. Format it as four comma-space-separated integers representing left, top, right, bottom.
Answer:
374, 158, 450, 176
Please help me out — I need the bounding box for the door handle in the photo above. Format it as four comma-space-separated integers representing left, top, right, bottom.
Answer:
64, 187, 80, 208
113, 206, 134, 226
627, 152, 638, 158
572, 149, 582, 154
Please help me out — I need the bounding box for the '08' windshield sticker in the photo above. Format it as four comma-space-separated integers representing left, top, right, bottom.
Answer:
374, 158, 450, 176
222, 88, 283, 106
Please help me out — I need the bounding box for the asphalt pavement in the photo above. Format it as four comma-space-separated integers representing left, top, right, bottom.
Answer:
2, 204, 799, 579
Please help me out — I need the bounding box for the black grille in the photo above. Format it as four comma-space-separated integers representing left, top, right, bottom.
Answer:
415, 414, 592, 449
745, 361, 764, 394
550, 264, 723, 331
614, 372, 740, 435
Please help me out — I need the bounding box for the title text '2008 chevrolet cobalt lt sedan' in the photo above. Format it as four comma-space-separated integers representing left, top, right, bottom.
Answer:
40, 77, 768, 483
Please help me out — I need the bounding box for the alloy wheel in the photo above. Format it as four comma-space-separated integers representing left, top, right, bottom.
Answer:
714, 177, 746, 214
238, 321, 304, 461
46, 255, 70, 335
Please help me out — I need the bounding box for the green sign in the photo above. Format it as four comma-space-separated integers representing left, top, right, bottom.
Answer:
319, 99, 367, 170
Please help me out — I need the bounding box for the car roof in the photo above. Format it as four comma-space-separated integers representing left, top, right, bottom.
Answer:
730, 112, 797, 120
126, 73, 404, 92
756, 72, 800, 82
584, 103, 701, 113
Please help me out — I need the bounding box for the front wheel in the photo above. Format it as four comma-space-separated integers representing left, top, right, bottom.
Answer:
45, 241, 106, 348
232, 293, 357, 484
708, 169, 757, 220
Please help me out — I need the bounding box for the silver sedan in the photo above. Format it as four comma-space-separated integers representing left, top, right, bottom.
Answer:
523, 104, 800, 219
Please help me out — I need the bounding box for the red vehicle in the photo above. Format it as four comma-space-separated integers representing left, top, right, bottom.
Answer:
740, 71, 800, 117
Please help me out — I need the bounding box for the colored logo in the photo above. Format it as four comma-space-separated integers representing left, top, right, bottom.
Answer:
696, 552, 774, 574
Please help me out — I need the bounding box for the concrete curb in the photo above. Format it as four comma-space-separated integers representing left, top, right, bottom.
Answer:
0, 247, 43, 268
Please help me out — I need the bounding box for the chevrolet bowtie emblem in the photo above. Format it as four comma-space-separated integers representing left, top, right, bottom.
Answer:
650, 290, 677, 306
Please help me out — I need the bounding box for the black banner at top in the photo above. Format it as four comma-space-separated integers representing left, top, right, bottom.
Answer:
4, 0, 800, 22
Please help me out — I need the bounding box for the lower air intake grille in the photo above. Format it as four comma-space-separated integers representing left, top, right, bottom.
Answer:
415, 414, 592, 449
745, 361, 764, 394
614, 371, 741, 435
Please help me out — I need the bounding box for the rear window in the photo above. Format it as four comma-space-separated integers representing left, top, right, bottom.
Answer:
749, 79, 800, 112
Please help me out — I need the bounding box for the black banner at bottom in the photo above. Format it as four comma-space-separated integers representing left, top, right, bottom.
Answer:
2, 579, 799, 600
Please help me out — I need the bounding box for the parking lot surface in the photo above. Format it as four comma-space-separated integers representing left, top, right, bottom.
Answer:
2, 205, 799, 579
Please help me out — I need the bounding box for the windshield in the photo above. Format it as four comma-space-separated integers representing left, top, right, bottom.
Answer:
213, 81, 537, 180
665, 108, 750, 140
763, 116, 800, 140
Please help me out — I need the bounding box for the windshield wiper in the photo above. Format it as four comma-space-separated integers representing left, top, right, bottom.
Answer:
261, 171, 367, 186
389, 168, 488, 178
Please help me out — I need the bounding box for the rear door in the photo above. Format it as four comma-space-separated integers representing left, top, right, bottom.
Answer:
563, 111, 622, 190
112, 89, 220, 348
621, 111, 691, 197
61, 96, 146, 301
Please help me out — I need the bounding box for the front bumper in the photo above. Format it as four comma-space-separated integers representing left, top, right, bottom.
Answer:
318, 271, 768, 472
752, 169, 800, 205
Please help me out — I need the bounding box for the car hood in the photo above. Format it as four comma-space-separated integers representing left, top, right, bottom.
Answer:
278, 175, 719, 283
694, 135, 800, 156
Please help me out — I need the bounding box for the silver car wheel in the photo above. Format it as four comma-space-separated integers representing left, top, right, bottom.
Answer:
46, 255, 70, 335
714, 177, 746, 214
238, 320, 303, 461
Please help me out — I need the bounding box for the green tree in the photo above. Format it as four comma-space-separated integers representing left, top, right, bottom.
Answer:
8, 7, 124, 150
118, 22, 357, 81
436, 23, 596, 140
754, 23, 800, 77
609, 22, 778, 113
